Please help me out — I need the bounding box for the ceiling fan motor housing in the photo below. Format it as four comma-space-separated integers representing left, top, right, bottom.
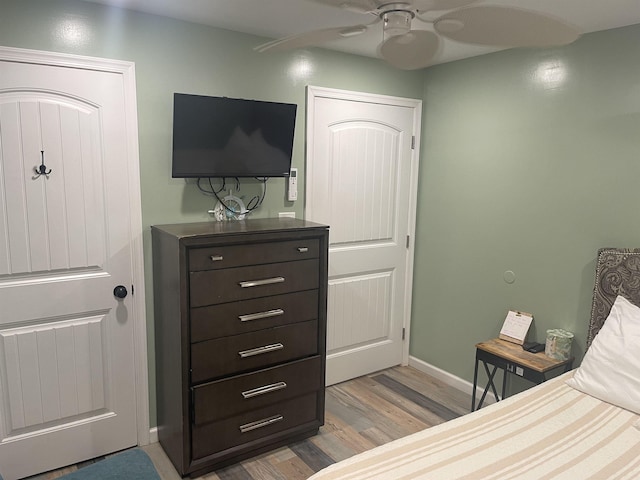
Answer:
381, 4, 415, 37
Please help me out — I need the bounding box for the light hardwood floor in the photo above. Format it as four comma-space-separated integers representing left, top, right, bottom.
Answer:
29, 366, 472, 480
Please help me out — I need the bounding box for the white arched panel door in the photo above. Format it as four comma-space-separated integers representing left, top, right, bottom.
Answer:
0, 48, 146, 480
306, 86, 421, 386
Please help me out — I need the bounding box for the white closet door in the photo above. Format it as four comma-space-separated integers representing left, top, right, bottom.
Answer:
306, 86, 421, 386
0, 50, 144, 480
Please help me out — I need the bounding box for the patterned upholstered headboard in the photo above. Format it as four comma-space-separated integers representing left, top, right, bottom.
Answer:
587, 248, 640, 348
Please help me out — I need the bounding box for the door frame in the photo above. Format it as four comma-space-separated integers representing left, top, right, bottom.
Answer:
305, 85, 422, 367
0, 46, 149, 445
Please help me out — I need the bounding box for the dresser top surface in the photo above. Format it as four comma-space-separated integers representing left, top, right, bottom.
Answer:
152, 218, 328, 239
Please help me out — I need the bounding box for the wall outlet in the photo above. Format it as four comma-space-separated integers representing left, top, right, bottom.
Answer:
279, 212, 295, 219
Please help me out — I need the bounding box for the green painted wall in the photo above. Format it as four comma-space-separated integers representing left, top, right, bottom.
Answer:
0, 0, 425, 426
2, 0, 640, 424
411, 24, 640, 390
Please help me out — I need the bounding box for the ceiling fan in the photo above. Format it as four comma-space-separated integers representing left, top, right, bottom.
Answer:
255, 0, 581, 70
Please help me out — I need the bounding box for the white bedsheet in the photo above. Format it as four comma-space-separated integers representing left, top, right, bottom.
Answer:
309, 372, 640, 480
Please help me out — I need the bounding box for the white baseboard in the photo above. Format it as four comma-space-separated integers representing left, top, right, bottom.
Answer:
149, 427, 158, 444
408, 356, 497, 404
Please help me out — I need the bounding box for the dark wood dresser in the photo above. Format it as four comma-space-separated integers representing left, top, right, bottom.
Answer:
151, 218, 328, 476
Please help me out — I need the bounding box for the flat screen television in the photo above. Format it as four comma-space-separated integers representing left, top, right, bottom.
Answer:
172, 93, 297, 178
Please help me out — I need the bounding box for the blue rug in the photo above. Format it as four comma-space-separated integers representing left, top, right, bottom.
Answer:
58, 448, 161, 480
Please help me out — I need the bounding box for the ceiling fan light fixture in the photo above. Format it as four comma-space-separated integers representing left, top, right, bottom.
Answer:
382, 10, 414, 37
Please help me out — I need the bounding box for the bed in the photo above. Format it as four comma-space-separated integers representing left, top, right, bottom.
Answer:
309, 248, 640, 480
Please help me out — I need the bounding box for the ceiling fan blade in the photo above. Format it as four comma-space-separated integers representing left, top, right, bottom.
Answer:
379, 30, 440, 70
434, 6, 580, 47
255, 24, 371, 53
310, 0, 380, 14
413, 0, 479, 12
316, 0, 480, 14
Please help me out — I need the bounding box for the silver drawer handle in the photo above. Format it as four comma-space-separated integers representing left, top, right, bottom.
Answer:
239, 309, 284, 322
297, 247, 309, 253
239, 277, 285, 288
241, 381, 287, 399
210, 255, 224, 262
238, 343, 284, 358
239, 414, 283, 433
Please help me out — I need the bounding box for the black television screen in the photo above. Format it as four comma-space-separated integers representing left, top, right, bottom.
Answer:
172, 93, 297, 178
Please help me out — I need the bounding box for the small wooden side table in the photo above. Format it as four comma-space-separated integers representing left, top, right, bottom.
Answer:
471, 338, 574, 411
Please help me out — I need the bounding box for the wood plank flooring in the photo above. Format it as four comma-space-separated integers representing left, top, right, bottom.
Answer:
27, 366, 472, 480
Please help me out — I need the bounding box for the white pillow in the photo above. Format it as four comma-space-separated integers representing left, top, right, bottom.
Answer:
566, 295, 640, 415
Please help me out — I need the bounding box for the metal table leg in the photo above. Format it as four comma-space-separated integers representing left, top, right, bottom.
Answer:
476, 361, 500, 410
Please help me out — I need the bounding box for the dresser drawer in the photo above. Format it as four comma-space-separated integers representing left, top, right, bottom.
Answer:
191, 392, 320, 461
189, 239, 319, 271
190, 259, 319, 308
192, 356, 322, 425
191, 320, 318, 383
190, 290, 318, 342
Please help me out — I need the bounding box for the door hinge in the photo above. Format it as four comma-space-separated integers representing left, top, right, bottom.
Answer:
402, 327, 406, 340
406, 235, 410, 248
411, 135, 415, 150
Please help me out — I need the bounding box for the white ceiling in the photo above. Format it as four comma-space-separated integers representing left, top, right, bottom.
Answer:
79, 0, 640, 66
